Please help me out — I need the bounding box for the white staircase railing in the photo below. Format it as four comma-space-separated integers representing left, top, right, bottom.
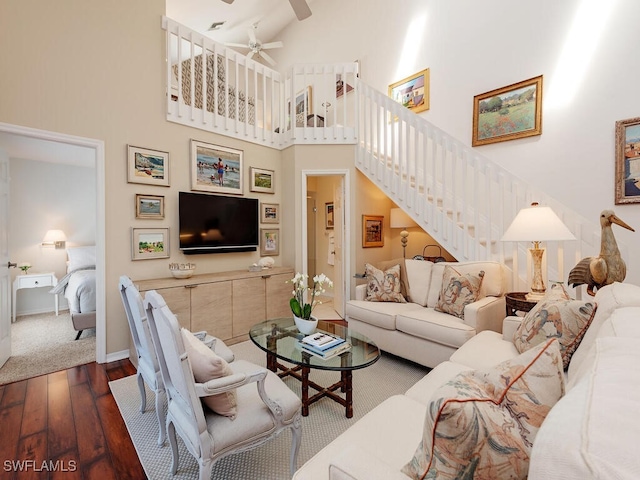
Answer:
356, 83, 621, 295
162, 17, 617, 295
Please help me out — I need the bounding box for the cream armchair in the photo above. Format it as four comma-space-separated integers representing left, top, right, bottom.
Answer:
144, 290, 302, 479
118, 275, 234, 445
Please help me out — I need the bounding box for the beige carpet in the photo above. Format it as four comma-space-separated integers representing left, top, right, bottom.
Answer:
0, 311, 96, 385
109, 340, 428, 479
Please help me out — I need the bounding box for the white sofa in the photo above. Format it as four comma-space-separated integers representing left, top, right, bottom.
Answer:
346, 260, 509, 368
294, 282, 640, 479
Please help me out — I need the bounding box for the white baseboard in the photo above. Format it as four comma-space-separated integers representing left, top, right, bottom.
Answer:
104, 349, 130, 364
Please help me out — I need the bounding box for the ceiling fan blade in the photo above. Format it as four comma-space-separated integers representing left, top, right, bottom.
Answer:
289, 0, 312, 20
224, 42, 250, 49
260, 51, 277, 67
221, 0, 234, 3
247, 27, 257, 45
247, 50, 256, 60
261, 41, 284, 50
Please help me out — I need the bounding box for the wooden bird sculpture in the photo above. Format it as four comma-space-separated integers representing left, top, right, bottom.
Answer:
568, 210, 635, 296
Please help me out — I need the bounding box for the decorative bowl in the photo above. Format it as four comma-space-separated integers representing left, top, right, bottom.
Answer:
169, 263, 196, 279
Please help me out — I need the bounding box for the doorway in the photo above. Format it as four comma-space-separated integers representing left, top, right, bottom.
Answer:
302, 170, 350, 320
0, 122, 106, 367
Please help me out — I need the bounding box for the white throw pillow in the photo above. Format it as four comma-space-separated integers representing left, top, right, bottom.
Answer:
404, 259, 434, 307
66, 246, 96, 271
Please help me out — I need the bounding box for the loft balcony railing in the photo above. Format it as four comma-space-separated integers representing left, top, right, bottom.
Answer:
162, 16, 621, 296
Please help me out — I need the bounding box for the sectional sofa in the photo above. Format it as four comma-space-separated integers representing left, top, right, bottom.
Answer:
294, 281, 640, 479
346, 259, 510, 367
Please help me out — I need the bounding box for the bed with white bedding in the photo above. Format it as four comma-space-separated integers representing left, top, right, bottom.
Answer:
51, 246, 97, 339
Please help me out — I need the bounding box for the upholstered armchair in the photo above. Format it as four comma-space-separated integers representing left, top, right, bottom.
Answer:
118, 275, 235, 446
143, 290, 302, 479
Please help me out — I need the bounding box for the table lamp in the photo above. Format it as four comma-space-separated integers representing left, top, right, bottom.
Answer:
390, 208, 418, 258
501, 203, 575, 301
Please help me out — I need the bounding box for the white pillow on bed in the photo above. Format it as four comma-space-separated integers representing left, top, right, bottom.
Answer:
67, 246, 96, 271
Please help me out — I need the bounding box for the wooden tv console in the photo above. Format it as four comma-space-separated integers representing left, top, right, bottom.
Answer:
136, 266, 294, 345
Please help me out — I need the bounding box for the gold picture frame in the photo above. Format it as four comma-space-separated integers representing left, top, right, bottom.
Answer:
472, 75, 543, 146
615, 116, 640, 204
362, 215, 384, 248
388, 68, 430, 114
250, 167, 275, 194
135, 194, 164, 219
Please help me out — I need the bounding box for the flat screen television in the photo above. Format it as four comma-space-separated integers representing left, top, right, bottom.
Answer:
179, 192, 259, 254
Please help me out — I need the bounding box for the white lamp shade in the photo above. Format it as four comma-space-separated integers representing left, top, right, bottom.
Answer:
501, 205, 575, 242
42, 230, 67, 243
390, 208, 417, 229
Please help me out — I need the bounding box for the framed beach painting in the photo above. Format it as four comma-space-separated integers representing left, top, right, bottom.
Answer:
472, 75, 543, 146
190, 140, 243, 195
388, 69, 430, 114
131, 227, 169, 260
127, 145, 170, 187
615, 116, 640, 204
260, 228, 280, 256
261, 203, 279, 224
362, 215, 384, 248
135, 194, 164, 219
250, 167, 275, 194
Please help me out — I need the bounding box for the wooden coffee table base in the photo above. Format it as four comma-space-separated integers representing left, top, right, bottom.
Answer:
266, 352, 354, 418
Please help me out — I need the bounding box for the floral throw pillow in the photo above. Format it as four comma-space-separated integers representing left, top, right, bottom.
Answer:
513, 289, 597, 370
364, 263, 406, 303
402, 339, 565, 480
434, 265, 485, 318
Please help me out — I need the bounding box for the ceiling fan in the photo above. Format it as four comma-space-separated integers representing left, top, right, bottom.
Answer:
220, 0, 312, 21
224, 25, 283, 66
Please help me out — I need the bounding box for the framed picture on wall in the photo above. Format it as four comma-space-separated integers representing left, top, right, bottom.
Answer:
388, 68, 430, 115
131, 227, 170, 260
325, 202, 334, 229
261, 203, 279, 224
250, 167, 275, 194
127, 145, 170, 187
362, 215, 384, 248
135, 194, 164, 219
190, 140, 243, 195
615, 116, 640, 204
472, 75, 543, 146
260, 228, 280, 256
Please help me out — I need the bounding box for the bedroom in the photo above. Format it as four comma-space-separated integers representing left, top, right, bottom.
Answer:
2, 148, 97, 381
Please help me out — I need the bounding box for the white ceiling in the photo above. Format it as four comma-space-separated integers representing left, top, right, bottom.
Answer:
166, 0, 310, 48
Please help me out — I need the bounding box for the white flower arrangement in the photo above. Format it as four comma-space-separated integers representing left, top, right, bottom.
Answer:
289, 272, 333, 320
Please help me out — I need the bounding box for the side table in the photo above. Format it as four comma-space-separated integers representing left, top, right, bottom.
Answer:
12, 272, 59, 322
505, 292, 538, 317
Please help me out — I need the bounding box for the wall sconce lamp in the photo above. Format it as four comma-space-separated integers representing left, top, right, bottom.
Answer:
42, 230, 67, 249
390, 208, 418, 258
501, 203, 575, 301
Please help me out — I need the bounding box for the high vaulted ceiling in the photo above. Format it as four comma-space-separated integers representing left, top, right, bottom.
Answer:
166, 0, 314, 48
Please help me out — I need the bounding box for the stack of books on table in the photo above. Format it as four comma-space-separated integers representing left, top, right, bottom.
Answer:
299, 332, 351, 359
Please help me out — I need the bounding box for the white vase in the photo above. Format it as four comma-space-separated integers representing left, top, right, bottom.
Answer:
294, 315, 318, 335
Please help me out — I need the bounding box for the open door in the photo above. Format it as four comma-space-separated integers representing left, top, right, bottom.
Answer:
333, 182, 345, 318
0, 149, 11, 369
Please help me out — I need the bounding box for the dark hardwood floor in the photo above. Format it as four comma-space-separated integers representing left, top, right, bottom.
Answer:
0, 360, 145, 480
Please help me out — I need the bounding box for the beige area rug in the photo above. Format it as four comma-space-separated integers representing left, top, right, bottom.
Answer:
0, 311, 96, 385
109, 340, 428, 480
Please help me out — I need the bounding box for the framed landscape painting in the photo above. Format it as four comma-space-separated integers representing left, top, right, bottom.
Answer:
472, 75, 543, 146
135, 194, 164, 219
190, 140, 243, 195
615, 116, 640, 204
250, 167, 275, 194
388, 69, 429, 114
127, 145, 169, 187
132, 227, 169, 260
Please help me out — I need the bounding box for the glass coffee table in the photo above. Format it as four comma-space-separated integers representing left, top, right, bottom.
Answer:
249, 317, 380, 418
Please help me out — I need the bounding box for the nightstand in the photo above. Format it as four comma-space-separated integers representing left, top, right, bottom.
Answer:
505, 292, 538, 317
12, 272, 59, 322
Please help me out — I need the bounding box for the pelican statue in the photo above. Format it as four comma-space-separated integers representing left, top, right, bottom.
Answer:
568, 210, 635, 295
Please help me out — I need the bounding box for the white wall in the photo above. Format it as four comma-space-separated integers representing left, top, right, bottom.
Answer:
273, 0, 640, 286
9, 158, 95, 316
